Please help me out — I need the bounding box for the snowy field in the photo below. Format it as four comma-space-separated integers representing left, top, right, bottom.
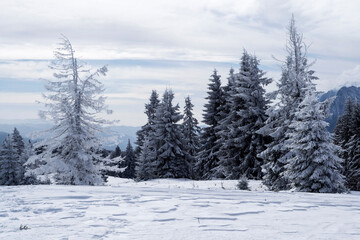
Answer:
1, 178, 360, 240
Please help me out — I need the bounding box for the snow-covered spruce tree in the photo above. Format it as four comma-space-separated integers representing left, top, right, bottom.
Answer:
182, 96, 200, 178
26, 36, 111, 185
213, 68, 236, 179
0, 129, 28, 185
110, 145, 122, 159
151, 89, 190, 178
216, 51, 271, 180
0, 135, 18, 185
196, 69, 223, 179
22, 140, 38, 184
334, 99, 356, 178
134, 90, 160, 180
101, 145, 125, 178
11, 128, 26, 184
135, 137, 155, 181
134, 90, 160, 158
258, 16, 317, 191
214, 55, 249, 179
286, 88, 345, 193
101, 154, 125, 178
345, 136, 360, 191
336, 100, 360, 190
122, 140, 136, 179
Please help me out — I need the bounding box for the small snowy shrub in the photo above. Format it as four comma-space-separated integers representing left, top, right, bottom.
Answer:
237, 176, 249, 190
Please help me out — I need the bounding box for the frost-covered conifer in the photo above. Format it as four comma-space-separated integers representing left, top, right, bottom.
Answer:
0, 129, 27, 185
182, 96, 200, 178
135, 91, 160, 180
110, 145, 122, 159
152, 89, 190, 178
286, 88, 345, 193
213, 68, 235, 179
335, 99, 360, 190
11, 128, 26, 184
135, 90, 160, 157
26, 36, 111, 185
334, 98, 356, 175
101, 154, 125, 178
345, 136, 360, 191
122, 140, 136, 179
196, 70, 223, 179
0, 135, 18, 185
23, 140, 38, 184
135, 137, 155, 181
259, 16, 317, 190
216, 51, 271, 180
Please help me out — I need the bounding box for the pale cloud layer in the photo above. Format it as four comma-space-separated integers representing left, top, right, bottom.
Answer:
0, 0, 360, 126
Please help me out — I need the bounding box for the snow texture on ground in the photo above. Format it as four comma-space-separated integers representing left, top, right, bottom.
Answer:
0, 178, 359, 240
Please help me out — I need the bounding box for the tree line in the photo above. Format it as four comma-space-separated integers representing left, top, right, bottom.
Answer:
0, 17, 358, 193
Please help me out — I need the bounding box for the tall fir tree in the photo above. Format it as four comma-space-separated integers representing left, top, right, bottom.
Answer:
0, 135, 18, 185
334, 98, 354, 177
258, 16, 317, 191
215, 51, 271, 179
135, 137, 155, 181
110, 145, 122, 159
345, 135, 360, 191
122, 140, 136, 179
11, 128, 26, 184
182, 96, 200, 178
335, 99, 360, 190
0, 129, 27, 185
134, 90, 160, 180
196, 69, 223, 179
26, 36, 110, 185
213, 68, 236, 179
151, 89, 190, 178
135, 90, 160, 157
286, 88, 345, 193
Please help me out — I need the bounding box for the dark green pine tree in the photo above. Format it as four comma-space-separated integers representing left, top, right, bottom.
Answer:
334, 98, 355, 176
122, 140, 136, 179
152, 89, 190, 178
195, 69, 223, 179
215, 51, 271, 180
0, 128, 27, 185
182, 96, 200, 178
335, 99, 360, 190
11, 128, 26, 184
213, 68, 236, 179
0, 135, 18, 185
135, 137, 155, 181
110, 145, 122, 159
135, 90, 160, 158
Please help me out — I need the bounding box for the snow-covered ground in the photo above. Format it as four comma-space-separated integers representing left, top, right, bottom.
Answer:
1, 178, 360, 240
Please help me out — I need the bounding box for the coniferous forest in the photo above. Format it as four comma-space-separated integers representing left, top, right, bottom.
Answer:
1, 16, 358, 194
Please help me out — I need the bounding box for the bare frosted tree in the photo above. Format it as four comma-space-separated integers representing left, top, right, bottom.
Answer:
26, 36, 111, 185
259, 16, 317, 191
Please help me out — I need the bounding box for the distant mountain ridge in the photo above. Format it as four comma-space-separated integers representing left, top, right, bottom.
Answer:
0, 121, 140, 150
320, 86, 360, 132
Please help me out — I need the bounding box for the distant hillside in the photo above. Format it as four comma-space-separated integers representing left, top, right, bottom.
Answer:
0, 121, 140, 150
0, 131, 9, 145
320, 86, 360, 132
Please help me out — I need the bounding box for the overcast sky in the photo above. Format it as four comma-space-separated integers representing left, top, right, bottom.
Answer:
1, 0, 360, 126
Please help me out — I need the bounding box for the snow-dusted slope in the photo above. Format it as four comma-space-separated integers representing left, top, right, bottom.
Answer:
0, 178, 359, 240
